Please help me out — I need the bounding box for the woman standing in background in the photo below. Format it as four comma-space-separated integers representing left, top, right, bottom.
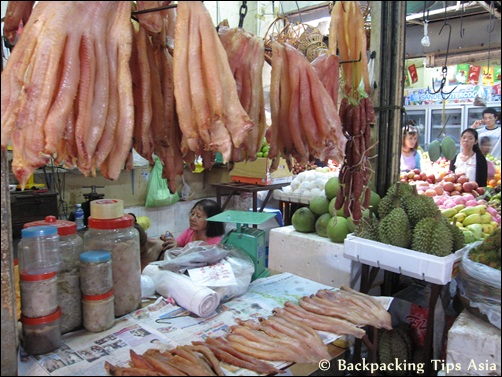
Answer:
449, 128, 488, 187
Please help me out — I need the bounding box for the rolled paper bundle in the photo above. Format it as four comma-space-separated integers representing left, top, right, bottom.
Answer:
143, 264, 220, 317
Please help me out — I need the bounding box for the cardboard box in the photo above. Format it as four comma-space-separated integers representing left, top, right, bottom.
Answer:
231, 175, 293, 185
343, 234, 466, 285
230, 158, 292, 185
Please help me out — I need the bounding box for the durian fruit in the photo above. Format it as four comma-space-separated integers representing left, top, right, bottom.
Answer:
447, 221, 466, 253
354, 216, 380, 241
402, 194, 439, 228
378, 207, 411, 248
378, 326, 414, 376
379, 182, 415, 219
438, 213, 466, 253
411, 216, 453, 256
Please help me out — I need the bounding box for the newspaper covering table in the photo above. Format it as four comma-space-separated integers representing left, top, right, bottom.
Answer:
18, 273, 349, 376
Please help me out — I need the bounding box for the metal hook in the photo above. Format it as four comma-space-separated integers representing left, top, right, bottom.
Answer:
459, 3, 465, 38
438, 22, 452, 67
238, 1, 248, 28
339, 52, 362, 64
427, 66, 457, 100
487, 2, 496, 33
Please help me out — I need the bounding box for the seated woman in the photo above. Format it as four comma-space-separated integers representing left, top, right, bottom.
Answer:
161, 199, 225, 250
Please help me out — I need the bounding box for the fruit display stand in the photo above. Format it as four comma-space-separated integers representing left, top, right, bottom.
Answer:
343, 234, 470, 376
211, 181, 290, 212
268, 226, 357, 289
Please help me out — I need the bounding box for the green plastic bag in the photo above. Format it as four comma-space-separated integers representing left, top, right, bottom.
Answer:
145, 158, 179, 208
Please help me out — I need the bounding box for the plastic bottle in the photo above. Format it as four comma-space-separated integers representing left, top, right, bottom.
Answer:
75, 204, 85, 231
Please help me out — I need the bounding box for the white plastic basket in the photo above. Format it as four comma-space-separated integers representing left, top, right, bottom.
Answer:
343, 234, 467, 285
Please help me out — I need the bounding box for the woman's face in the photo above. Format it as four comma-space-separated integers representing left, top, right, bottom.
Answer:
189, 206, 208, 232
404, 133, 418, 150
460, 132, 477, 152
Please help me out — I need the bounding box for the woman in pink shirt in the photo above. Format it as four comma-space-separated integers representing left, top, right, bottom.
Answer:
160, 199, 225, 251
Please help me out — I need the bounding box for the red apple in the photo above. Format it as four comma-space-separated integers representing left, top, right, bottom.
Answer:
471, 190, 479, 198
427, 174, 436, 183
434, 185, 444, 195
462, 182, 473, 192
453, 183, 463, 192
476, 187, 485, 195
420, 172, 428, 181
442, 181, 454, 192
413, 175, 421, 181
457, 176, 469, 185
443, 174, 456, 183
425, 189, 437, 197
413, 168, 421, 175
471, 181, 479, 190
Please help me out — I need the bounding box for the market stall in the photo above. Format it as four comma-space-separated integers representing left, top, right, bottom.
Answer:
1, 1, 501, 376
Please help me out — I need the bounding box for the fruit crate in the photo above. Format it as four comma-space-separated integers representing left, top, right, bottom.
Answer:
343, 234, 467, 285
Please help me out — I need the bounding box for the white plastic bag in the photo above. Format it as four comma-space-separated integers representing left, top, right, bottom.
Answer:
456, 241, 501, 329
155, 242, 254, 303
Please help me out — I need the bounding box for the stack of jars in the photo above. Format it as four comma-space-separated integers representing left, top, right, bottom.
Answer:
83, 199, 141, 318
23, 216, 84, 334
79, 250, 114, 332
18, 225, 62, 355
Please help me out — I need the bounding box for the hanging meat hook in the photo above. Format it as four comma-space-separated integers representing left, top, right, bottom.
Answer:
427, 17, 457, 100
459, 3, 465, 38
238, 1, 248, 28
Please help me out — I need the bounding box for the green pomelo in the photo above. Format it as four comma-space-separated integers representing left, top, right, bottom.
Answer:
347, 217, 356, 233
309, 196, 330, 216
328, 197, 336, 216
292, 207, 316, 233
369, 191, 381, 214
327, 216, 349, 243
428, 140, 441, 162
324, 177, 340, 200
315, 213, 332, 237
441, 136, 456, 161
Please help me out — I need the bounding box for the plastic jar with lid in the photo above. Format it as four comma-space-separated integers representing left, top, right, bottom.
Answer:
23, 216, 84, 273
82, 290, 115, 332
23, 216, 84, 334
84, 214, 141, 317
20, 271, 58, 318
21, 307, 62, 355
79, 251, 112, 296
19, 226, 61, 275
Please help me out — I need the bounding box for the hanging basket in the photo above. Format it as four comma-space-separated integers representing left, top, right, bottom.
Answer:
263, 16, 325, 64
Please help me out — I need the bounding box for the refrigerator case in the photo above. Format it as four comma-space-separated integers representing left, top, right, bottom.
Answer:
404, 102, 501, 150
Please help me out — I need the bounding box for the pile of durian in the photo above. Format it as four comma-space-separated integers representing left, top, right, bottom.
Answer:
354, 182, 465, 256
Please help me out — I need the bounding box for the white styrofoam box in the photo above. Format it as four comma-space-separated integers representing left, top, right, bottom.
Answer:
273, 189, 313, 204
343, 234, 466, 285
268, 226, 358, 288
445, 310, 501, 376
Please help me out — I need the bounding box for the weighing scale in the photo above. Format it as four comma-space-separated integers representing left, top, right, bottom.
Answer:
207, 210, 276, 281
